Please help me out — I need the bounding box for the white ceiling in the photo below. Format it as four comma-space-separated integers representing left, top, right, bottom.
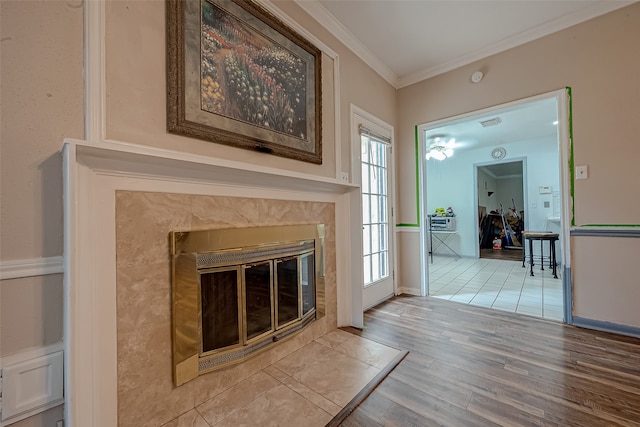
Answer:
424, 96, 559, 153
300, 0, 635, 88
293, 0, 634, 156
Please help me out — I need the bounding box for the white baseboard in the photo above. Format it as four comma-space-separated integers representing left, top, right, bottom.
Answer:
0, 342, 64, 426
0, 257, 64, 280
396, 287, 422, 296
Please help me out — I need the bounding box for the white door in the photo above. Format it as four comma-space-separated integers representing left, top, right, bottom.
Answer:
361, 132, 395, 309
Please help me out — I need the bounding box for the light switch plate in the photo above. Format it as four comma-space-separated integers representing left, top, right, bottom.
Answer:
575, 165, 588, 179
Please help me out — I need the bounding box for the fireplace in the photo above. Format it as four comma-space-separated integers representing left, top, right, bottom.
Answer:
170, 224, 325, 386
64, 140, 346, 426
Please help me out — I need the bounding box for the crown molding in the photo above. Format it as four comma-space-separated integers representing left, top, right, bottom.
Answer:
397, 1, 636, 88
294, 0, 399, 88
294, 0, 635, 89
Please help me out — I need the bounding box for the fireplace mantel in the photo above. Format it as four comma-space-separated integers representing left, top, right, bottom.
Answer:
67, 138, 357, 194
62, 138, 363, 426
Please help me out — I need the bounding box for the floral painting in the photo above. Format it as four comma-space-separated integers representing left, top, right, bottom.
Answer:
167, 0, 322, 164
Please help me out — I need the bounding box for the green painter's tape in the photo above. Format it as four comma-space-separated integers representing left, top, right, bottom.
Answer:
567, 87, 575, 227
396, 125, 421, 227
582, 224, 640, 227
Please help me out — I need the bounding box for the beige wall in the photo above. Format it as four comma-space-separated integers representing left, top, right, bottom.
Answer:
8, 406, 64, 427
1, 2, 81, 423
0, 0, 82, 359
104, 0, 396, 180
0, 275, 63, 356
396, 3, 640, 325
0, 0, 84, 261
0, 0, 396, 424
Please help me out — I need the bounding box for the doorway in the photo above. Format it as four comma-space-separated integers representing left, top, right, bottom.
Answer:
352, 106, 396, 311
417, 90, 572, 322
477, 160, 525, 262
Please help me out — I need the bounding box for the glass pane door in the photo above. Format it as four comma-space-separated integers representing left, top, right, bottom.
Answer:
361, 134, 390, 286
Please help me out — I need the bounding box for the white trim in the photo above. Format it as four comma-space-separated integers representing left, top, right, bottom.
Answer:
396, 286, 421, 297
0, 342, 64, 370
259, 0, 336, 59
0, 342, 64, 427
294, 0, 397, 87
396, 227, 420, 233
0, 257, 64, 280
71, 136, 357, 192
84, 0, 105, 142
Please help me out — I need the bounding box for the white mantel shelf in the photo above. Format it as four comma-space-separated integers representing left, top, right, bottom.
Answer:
64, 138, 358, 195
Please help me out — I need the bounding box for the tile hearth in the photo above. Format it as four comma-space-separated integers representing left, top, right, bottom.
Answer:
162, 329, 401, 427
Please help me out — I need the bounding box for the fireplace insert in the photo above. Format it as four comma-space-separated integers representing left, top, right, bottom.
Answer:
170, 224, 325, 386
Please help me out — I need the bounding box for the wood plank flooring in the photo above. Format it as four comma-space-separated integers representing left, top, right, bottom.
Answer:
339, 296, 640, 426
480, 248, 523, 262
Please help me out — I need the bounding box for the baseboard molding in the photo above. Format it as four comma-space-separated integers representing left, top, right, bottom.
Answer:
0, 256, 63, 280
396, 287, 421, 296
396, 226, 419, 233
572, 316, 640, 339
364, 293, 395, 311
0, 342, 65, 426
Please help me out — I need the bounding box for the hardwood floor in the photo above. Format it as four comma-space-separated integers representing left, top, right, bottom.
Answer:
339, 296, 640, 426
480, 247, 523, 262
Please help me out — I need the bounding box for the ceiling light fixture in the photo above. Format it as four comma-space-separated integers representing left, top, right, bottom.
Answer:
425, 135, 455, 161
480, 117, 502, 127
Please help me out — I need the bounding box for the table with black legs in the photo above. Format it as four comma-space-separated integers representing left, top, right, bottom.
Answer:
521, 231, 559, 279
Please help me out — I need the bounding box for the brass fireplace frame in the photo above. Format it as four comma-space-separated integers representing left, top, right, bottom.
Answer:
170, 224, 325, 386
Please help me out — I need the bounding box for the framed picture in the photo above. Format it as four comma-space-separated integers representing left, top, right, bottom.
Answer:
167, 0, 322, 164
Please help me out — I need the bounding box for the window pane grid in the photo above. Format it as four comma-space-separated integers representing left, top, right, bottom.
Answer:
361, 135, 390, 286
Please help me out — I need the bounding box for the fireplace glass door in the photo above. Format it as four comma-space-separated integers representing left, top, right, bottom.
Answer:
301, 252, 315, 315
276, 256, 299, 327
200, 267, 241, 353
244, 261, 274, 341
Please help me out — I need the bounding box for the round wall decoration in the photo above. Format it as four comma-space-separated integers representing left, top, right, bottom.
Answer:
491, 147, 506, 160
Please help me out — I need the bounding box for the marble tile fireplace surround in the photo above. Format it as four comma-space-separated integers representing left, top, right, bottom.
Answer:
63, 140, 358, 426
116, 192, 334, 425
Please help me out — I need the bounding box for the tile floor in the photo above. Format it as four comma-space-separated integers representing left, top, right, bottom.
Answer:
428, 255, 564, 321
162, 329, 401, 427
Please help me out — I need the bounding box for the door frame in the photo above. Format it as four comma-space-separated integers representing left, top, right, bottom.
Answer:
416, 89, 573, 322
350, 104, 397, 311
474, 158, 528, 259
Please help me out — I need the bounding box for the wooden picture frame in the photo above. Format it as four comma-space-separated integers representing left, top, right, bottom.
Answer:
167, 0, 322, 164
